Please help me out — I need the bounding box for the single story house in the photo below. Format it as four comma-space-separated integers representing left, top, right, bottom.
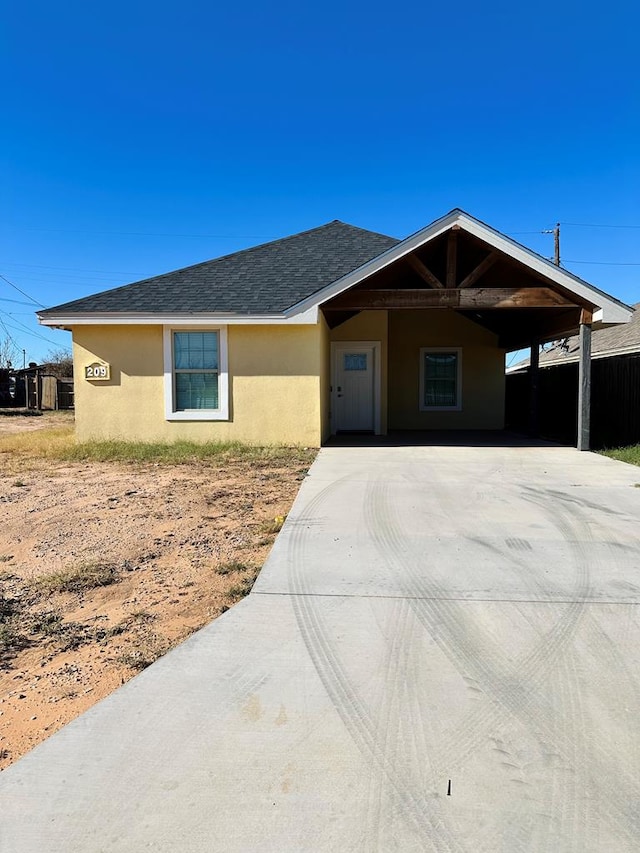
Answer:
506, 302, 639, 448
38, 209, 633, 449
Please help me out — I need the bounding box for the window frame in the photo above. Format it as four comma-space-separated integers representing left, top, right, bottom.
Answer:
419, 347, 462, 412
163, 326, 229, 421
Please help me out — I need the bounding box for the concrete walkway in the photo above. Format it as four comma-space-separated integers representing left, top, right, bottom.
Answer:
2, 442, 640, 851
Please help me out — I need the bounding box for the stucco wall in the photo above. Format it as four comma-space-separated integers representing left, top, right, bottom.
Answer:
72, 324, 324, 445
319, 315, 331, 443
329, 310, 388, 434
388, 310, 505, 429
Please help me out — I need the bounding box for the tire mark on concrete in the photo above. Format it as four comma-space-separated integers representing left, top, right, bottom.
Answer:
365, 472, 640, 847
363, 598, 412, 851
286, 473, 465, 852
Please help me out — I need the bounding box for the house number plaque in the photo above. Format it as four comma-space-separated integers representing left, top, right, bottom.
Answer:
84, 362, 111, 380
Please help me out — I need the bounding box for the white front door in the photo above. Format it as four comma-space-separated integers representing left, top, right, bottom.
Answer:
333, 343, 376, 432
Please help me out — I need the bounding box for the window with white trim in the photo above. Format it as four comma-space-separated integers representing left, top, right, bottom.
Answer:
419, 347, 462, 411
163, 327, 229, 420
174, 331, 219, 409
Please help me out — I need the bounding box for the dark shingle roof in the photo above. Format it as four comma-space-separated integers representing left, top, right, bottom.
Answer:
40, 221, 399, 316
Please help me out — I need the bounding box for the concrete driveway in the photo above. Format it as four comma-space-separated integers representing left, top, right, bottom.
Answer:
2, 440, 640, 852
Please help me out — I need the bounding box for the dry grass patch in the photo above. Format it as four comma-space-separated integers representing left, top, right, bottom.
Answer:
216, 560, 249, 576
226, 567, 261, 603
33, 561, 120, 594
0, 425, 316, 769
0, 425, 75, 454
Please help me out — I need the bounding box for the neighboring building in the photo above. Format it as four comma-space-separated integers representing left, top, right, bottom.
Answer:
38, 209, 632, 447
0, 368, 12, 406
8, 363, 74, 410
506, 303, 639, 448
508, 302, 640, 371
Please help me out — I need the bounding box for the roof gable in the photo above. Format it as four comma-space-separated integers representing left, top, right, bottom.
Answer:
293, 209, 632, 325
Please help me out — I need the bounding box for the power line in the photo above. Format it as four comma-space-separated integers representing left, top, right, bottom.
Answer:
0, 313, 61, 344
562, 221, 640, 229
0, 273, 46, 307
0, 296, 38, 306
565, 259, 640, 266
0, 261, 148, 275
4, 225, 275, 239
0, 315, 20, 349
1, 273, 132, 285
0, 309, 58, 340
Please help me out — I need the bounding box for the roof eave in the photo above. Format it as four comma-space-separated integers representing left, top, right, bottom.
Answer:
38, 305, 319, 327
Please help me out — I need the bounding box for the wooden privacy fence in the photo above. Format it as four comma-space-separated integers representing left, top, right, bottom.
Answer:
25, 374, 74, 410
506, 354, 640, 449
4, 373, 74, 410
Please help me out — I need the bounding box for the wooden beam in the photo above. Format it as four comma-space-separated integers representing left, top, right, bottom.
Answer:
458, 252, 499, 288
577, 321, 592, 451
406, 255, 444, 289
446, 231, 458, 288
326, 287, 578, 311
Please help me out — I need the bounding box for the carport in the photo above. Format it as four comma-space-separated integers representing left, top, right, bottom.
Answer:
318, 211, 632, 449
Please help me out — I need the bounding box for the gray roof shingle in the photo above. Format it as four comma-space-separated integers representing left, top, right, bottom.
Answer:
40, 221, 399, 316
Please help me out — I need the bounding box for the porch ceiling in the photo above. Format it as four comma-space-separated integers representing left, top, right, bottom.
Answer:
322, 226, 592, 349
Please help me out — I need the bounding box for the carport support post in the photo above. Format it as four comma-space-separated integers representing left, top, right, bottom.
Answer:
577, 312, 592, 451
528, 339, 540, 437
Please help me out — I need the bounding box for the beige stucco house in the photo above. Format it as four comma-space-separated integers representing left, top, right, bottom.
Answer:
39, 209, 633, 448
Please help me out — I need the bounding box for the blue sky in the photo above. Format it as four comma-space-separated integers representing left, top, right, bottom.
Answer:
2, 0, 639, 363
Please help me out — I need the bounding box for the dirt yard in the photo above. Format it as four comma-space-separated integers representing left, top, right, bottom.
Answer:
0, 413, 315, 769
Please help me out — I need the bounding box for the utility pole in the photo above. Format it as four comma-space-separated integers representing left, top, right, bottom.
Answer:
542, 222, 561, 266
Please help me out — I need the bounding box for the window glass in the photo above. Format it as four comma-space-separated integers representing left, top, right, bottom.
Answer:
173, 331, 219, 410
424, 352, 457, 407
344, 353, 367, 371
175, 373, 219, 410
174, 332, 218, 370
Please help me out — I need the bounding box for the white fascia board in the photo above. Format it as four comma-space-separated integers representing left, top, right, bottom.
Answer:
456, 213, 633, 325
38, 305, 319, 328
288, 209, 634, 326
592, 306, 634, 327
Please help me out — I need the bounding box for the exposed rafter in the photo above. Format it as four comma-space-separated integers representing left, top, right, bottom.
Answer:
406, 255, 444, 289
458, 251, 499, 288
446, 229, 458, 288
